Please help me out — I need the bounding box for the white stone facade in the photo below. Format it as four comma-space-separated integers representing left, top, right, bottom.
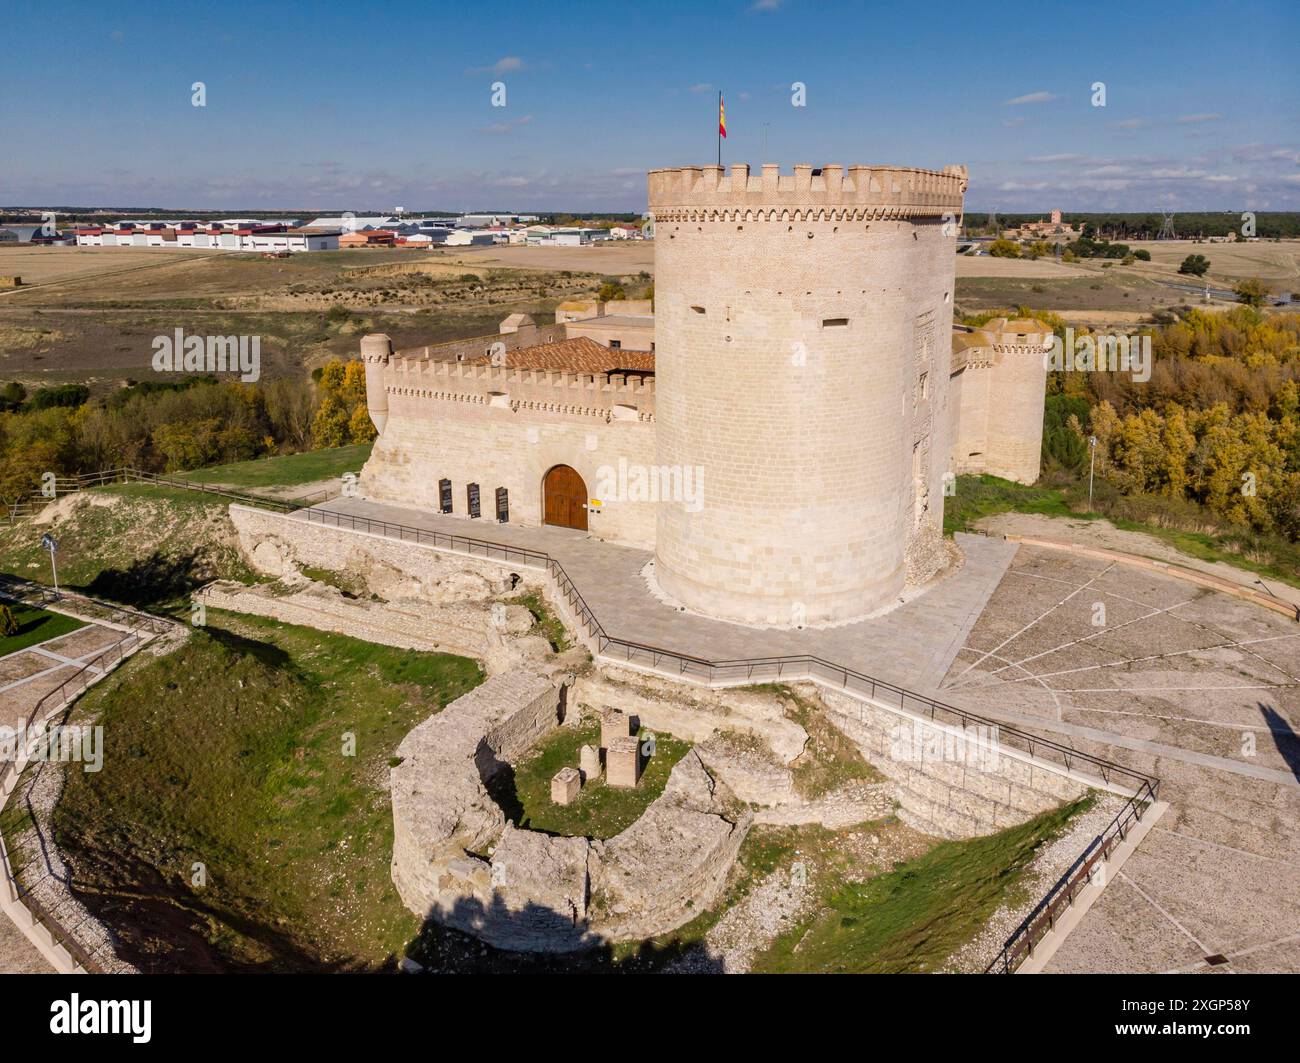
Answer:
357, 161, 1049, 628
948, 320, 1053, 485
648, 163, 967, 625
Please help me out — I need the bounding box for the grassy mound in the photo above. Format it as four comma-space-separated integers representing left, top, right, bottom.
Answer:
0, 486, 256, 612
751, 796, 1093, 973
177, 444, 372, 489
44, 610, 481, 972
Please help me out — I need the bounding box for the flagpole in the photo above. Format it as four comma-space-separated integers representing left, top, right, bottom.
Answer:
717, 91, 722, 167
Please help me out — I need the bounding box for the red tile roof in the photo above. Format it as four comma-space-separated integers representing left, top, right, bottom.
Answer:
462, 336, 654, 374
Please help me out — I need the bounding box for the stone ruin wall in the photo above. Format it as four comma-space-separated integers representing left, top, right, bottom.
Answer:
388, 668, 752, 952
817, 687, 1088, 838
229, 504, 543, 598
389, 669, 565, 939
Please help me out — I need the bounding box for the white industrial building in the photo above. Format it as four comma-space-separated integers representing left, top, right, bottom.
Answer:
75, 223, 339, 253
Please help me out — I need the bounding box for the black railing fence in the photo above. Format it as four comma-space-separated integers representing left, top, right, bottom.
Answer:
291, 501, 1161, 974
2, 467, 334, 520
5, 476, 1161, 973
0, 590, 168, 974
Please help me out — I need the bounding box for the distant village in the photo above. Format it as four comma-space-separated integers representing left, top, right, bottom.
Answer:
0, 211, 648, 255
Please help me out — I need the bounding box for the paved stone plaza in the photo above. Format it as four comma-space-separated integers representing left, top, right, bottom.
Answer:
938, 548, 1300, 973
0, 621, 123, 733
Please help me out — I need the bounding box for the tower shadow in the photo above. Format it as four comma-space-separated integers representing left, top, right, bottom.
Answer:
1259, 703, 1300, 784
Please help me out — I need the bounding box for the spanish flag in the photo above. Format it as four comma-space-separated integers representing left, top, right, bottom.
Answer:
719, 93, 727, 138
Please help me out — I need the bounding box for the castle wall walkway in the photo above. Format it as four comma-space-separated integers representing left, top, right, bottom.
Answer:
304, 496, 1017, 697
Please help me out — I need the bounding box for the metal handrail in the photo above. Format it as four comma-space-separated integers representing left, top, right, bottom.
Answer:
0, 588, 169, 973
4, 475, 1160, 972
984, 776, 1158, 973
0, 632, 145, 976
3, 466, 330, 518
287, 501, 1158, 789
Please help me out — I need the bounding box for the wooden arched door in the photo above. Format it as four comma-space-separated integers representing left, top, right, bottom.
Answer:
543, 465, 588, 531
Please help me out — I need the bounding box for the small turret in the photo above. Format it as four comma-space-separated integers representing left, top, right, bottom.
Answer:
361, 333, 393, 435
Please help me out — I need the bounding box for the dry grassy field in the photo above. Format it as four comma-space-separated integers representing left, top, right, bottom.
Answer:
0, 245, 191, 288
1123, 238, 1300, 285
954, 255, 1091, 279
445, 241, 654, 273
0, 245, 631, 387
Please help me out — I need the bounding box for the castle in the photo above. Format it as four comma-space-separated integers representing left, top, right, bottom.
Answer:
359, 163, 1050, 628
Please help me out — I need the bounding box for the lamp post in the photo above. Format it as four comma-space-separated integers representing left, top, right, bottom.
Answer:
1088, 436, 1098, 510
40, 533, 58, 597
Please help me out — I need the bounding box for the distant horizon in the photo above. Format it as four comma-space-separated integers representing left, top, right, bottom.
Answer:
4, 204, 1299, 219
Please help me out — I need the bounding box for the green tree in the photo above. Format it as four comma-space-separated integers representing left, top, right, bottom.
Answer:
347, 403, 377, 444
1233, 277, 1270, 307
0, 382, 26, 412
0, 604, 18, 638
988, 239, 1021, 258
311, 394, 350, 449
1178, 254, 1210, 277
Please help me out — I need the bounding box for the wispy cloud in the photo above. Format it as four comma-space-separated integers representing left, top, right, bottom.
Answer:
1002, 91, 1058, 106
467, 56, 524, 76
1176, 112, 1222, 124
478, 114, 533, 135
1113, 117, 1150, 129
1026, 153, 1085, 164
750, 0, 784, 11
689, 82, 714, 94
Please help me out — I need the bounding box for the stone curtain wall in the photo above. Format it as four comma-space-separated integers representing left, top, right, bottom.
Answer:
648, 163, 965, 626
359, 351, 659, 547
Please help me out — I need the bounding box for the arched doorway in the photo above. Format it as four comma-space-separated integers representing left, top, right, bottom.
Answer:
543, 465, 588, 531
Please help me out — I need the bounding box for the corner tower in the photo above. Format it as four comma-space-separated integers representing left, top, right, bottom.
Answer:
648, 162, 967, 627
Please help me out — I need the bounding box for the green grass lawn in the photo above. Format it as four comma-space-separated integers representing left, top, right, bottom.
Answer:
0, 601, 86, 656
511, 717, 691, 839
750, 795, 1094, 973
24, 609, 481, 972
177, 444, 373, 489
944, 474, 1082, 536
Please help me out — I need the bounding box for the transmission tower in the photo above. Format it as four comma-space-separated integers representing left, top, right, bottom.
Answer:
1157, 210, 1176, 240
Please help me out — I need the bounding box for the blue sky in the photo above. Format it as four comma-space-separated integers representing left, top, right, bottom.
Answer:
3, 0, 1297, 212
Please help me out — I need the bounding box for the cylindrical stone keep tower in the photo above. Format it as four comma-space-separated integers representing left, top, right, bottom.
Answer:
648, 162, 967, 627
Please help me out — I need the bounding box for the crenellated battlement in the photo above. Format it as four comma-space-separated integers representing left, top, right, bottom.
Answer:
380, 355, 656, 422
647, 163, 967, 220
